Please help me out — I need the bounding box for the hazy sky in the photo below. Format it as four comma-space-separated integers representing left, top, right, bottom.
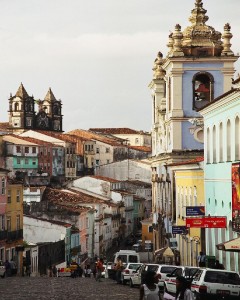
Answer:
0, 0, 239, 132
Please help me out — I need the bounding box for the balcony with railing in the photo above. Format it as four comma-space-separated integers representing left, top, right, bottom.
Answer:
0, 229, 23, 241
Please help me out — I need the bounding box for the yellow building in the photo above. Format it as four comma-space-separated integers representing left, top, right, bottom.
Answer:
141, 217, 153, 244
171, 158, 205, 266
5, 180, 24, 274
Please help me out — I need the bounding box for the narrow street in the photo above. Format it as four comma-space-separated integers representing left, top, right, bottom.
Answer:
0, 276, 140, 300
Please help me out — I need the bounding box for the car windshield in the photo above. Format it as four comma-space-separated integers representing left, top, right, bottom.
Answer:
204, 271, 240, 285
161, 266, 177, 274
129, 255, 138, 263
128, 264, 142, 270
171, 268, 183, 277
145, 265, 159, 272
185, 268, 199, 277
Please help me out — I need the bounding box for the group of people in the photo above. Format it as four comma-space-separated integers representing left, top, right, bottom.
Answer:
139, 271, 194, 300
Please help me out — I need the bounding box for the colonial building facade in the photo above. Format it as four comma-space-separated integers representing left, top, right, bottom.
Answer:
150, 0, 237, 253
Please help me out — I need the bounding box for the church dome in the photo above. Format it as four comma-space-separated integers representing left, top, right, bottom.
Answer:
181, 0, 222, 57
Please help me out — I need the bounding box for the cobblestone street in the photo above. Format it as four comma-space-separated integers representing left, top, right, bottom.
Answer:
0, 276, 140, 300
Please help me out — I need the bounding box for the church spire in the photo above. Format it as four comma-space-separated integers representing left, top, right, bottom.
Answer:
44, 88, 57, 102
15, 83, 29, 98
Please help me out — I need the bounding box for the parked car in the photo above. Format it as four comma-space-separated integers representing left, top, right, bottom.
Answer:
191, 268, 240, 299
129, 264, 178, 289
164, 266, 199, 295
121, 262, 143, 284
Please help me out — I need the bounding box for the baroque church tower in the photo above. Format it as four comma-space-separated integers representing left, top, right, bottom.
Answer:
8, 84, 63, 132
149, 0, 238, 251
8, 83, 35, 132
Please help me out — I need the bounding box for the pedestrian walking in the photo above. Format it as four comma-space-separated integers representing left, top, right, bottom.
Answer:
115, 256, 123, 284
52, 265, 57, 277
139, 270, 160, 300
95, 258, 104, 282
4, 260, 11, 277
197, 251, 206, 267
175, 276, 194, 300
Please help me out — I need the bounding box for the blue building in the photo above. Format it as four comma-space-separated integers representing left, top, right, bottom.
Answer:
200, 83, 240, 272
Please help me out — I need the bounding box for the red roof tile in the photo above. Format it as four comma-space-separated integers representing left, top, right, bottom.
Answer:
67, 129, 126, 147
128, 145, 151, 152
89, 128, 146, 135
167, 156, 204, 167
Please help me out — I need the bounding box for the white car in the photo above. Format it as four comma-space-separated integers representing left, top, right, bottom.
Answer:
191, 268, 240, 299
121, 262, 143, 284
129, 264, 178, 289
164, 266, 199, 295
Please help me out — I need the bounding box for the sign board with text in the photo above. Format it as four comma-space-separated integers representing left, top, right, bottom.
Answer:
186, 217, 227, 228
172, 226, 187, 234
186, 206, 205, 217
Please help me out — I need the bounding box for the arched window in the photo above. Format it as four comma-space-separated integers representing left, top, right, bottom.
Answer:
192, 72, 214, 110
235, 116, 240, 161
213, 125, 216, 163
14, 102, 19, 111
227, 119, 231, 161
219, 122, 223, 162
207, 127, 210, 163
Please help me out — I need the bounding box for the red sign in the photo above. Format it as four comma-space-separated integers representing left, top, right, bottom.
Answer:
186, 217, 226, 228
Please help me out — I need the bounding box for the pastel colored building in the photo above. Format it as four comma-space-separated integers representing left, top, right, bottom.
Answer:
170, 158, 204, 266
200, 88, 240, 272
149, 0, 237, 252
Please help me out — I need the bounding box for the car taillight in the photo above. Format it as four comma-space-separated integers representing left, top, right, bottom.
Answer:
124, 270, 129, 274
199, 285, 207, 294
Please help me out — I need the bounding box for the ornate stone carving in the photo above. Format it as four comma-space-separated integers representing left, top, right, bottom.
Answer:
171, 24, 184, 57
153, 52, 165, 79
182, 0, 223, 56
222, 23, 234, 56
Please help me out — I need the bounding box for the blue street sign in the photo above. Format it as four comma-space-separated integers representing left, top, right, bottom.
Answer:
186, 206, 205, 217
172, 226, 187, 234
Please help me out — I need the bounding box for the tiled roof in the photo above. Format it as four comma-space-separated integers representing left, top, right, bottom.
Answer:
128, 145, 151, 152
32, 131, 77, 144
16, 135, 61, 147
43, 188, 115, 212
89, 175, 120, 183
24, 215, 72, 228
0, 122, 11, 130
89, 128, 146, 135
3, 134, 38, 146
167, 156, 204, 167
67, 129, 126, 147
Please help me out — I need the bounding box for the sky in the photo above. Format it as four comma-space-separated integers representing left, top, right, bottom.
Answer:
0, 0, 239, 133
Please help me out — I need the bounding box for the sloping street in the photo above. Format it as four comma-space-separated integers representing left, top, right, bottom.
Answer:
0, 276, 139, 300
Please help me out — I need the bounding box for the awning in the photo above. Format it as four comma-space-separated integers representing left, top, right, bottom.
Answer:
216, 237, 240, 252
154, 247, 174, 257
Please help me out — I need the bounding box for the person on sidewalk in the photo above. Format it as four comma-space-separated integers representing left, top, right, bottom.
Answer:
115, 256, 123, 284
96, 258, 104, 282
139, 271, 160, 300
175, 276, 194, 300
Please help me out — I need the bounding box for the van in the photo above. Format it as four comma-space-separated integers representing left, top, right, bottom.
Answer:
113, 250, 140, 265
